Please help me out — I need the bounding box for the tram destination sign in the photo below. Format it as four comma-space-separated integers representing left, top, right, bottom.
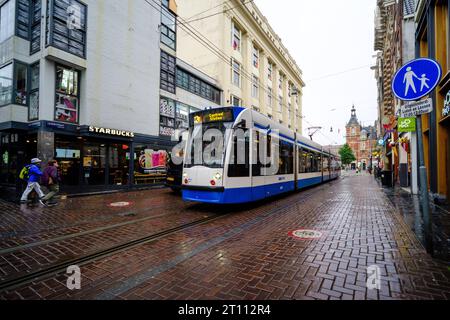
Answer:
400, 98, 433, 118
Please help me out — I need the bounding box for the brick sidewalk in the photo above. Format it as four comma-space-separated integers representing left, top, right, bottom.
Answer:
1, 174, 450, 300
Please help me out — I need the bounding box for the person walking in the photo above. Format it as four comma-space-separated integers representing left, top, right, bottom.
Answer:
20, 158, 46, 204
41, 160, 61, 206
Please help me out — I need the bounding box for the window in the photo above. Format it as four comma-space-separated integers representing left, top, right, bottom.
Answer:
232, 59, 241, 87
232, 21, 241, 51
47, 0, 87, 58
252, 75, 259, 98
278, 96, 283, 112
0, 63, 12, 106
0, 0, 14, 43
30, 0, 41, 54
161, 50, 176, 93
55, 65, 80, 124
252, 45, 259, 68
267, 87, 272, 107
228, 129, 250, 177
161, 4, 176, 50
279, 73, 283, 90
268, 61, 273, 80
29, 63, 39, 121
351, 127, 356, 135
160, 96, 175, 137
230, 95, 241, 106
14, 62, 27, 105
16, 0, 30, 39
277, 141, 294, 175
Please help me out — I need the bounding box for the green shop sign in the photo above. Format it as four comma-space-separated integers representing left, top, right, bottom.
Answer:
398, 117, 416, 132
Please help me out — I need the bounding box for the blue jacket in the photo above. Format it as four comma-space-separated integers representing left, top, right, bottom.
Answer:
27, 164, 43, 183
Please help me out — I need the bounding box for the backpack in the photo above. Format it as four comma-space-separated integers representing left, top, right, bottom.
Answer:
19, 166, 30, 181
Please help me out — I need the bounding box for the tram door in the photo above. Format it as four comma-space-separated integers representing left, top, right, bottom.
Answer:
226, 113, 252, 203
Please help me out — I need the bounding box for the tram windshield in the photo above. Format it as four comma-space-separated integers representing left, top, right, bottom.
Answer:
184, 121, 234, 169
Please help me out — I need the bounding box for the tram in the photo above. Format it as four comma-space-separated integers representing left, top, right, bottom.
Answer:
181, 107, 341, 204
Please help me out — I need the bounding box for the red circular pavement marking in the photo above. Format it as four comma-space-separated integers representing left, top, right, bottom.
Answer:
288, 229, 323, 240
108, 201, 132, 208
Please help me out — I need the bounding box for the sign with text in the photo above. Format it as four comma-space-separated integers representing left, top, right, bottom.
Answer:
400, 98, 433, 118
398, 117, 416, 132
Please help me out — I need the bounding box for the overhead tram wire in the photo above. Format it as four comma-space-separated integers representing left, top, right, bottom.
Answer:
145, 0, 311, 125
148, 0, 343, 146
185, 0, 232, 20
165, 0, 255, 27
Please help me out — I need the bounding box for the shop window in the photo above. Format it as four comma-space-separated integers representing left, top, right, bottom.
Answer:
14, 62, 27, 105
82, 143, 106, 186
0, 63, 13, 106
47, 0, 87, 58
161, 4, 176, 50
55, 65, 80, 124
55, 136, 81, 186
0, 0, 14, 43
161, 50, 176, 93
109, 144, 130, 186
134, 145, 168, 185
29, 63, 40, 121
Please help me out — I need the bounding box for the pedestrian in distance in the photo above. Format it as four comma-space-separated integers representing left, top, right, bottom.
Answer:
20, 158, 46, 205
41, 160, 61, 206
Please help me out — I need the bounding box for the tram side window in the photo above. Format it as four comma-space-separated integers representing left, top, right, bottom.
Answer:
228, 129, 250, 177
252, 130, 262, 177
317, 154, 322, 172
323, 155, 329, 173
277, 141, 294, 175
299, 148, 306, 174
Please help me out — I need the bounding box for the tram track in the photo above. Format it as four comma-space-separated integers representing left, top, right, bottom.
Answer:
0, 179, 341, 294
0, 213, 227, 292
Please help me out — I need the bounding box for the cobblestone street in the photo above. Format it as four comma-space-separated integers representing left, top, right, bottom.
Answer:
0, 173, 449, 300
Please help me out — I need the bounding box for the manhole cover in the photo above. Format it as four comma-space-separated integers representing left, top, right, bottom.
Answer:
108, 201, 131, 208
289, 229, 323, 240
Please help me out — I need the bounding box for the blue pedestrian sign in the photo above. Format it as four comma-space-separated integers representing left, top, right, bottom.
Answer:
392, 58, 442, 101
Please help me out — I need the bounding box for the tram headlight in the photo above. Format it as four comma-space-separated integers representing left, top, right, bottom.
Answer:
214, 173, 222, 181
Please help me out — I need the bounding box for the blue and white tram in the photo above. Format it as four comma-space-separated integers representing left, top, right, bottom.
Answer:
181, 107, 341, 204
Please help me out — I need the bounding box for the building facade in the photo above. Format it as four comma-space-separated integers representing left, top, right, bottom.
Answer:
0, 0, 222, 199
415, 0, 450, 202
345, 106, 378, 170
176, 0, 305, 133
373, 0, 419, 190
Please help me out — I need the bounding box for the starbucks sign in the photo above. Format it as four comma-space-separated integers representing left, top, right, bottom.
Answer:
398, 117, 416, 133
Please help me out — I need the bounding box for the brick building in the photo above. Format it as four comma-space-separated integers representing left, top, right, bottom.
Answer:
345, 106, 378, 170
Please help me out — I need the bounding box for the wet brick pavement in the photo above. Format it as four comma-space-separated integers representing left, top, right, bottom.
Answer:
1, 174, 450, 300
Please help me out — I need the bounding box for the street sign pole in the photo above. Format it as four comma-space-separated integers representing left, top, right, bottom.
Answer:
392, 58, 441, 256
415, 116, 433, 254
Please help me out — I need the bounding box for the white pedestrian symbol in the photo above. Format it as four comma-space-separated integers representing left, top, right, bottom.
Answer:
403, 66, 431, 96
403, 67, 420, 96
420, 74, 430, 91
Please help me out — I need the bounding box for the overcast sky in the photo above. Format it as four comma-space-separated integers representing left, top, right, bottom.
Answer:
254, 0, 378, 146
